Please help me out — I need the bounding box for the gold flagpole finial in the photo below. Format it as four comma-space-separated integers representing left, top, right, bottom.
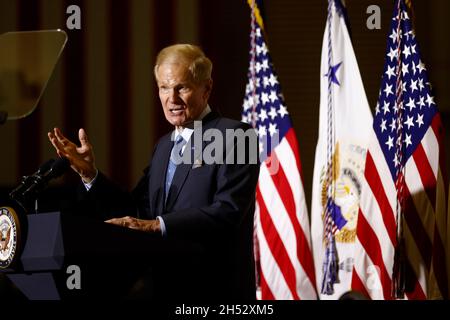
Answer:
247, 0, 265, 30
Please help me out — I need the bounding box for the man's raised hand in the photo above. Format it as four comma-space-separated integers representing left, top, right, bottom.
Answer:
48, 128, 97, 183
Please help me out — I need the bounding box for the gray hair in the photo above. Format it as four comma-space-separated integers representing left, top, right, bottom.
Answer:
154, 44, 212, 84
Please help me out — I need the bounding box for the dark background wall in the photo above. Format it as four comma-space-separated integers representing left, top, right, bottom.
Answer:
0, 0, 448, 212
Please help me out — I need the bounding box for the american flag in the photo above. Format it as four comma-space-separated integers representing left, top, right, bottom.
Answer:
242, 0, 317, 300
351, 0, 448, 299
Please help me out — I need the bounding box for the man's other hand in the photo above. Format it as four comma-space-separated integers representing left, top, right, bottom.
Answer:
105, 216, 161, 233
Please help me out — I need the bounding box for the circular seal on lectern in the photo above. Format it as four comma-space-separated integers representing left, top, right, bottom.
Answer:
0, 206, 21, 269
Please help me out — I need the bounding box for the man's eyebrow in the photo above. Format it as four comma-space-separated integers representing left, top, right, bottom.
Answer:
175, 82, 192, 88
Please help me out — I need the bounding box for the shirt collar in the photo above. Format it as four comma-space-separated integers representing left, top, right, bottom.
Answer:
173, 105, 211, 142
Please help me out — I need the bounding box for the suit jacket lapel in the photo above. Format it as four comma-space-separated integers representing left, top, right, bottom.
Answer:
164, 111, 220, 211
150, 135, 173, 216
164, 160, 191, 211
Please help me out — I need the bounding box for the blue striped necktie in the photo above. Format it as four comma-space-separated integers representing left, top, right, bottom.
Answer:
165, 134, 186, 202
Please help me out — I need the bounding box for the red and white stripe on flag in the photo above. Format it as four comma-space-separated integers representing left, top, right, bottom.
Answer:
254, 130, 317, 299
352, 115, 448, 299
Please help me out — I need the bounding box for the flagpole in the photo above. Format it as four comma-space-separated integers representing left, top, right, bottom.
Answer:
321, 0, 339, 296
392, 0, 407, 299
250, 0, 258, 129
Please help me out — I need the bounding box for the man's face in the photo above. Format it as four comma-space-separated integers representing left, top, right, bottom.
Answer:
157, 63, 212, 128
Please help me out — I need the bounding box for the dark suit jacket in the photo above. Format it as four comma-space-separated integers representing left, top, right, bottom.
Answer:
74, 112, 260, 300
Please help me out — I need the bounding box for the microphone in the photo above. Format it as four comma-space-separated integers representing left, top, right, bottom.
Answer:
9, 158, 56, 198
22, 157, 70, 195
9, 157, 70, 209
38, 158, 57, 175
